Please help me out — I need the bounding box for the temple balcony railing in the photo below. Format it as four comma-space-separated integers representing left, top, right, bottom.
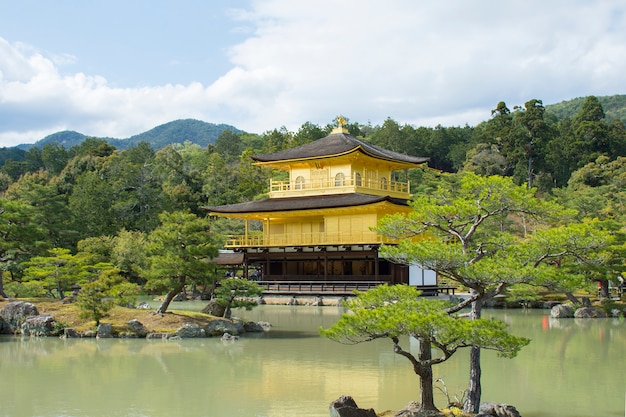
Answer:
223, 231, 397, 248
268, 177, 410, 199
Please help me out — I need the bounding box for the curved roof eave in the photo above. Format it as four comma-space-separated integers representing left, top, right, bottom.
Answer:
206, 193, 410, 216
251, 132, 429, 166
254, 146, 428, 169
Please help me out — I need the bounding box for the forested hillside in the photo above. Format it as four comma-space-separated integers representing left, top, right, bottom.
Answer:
546, 94, 626, 124
116, 119, 244, 150
14, 119, 243, 151
19, 130, 89, 150
1, 119, 243, 177
2, 95, 626, 190
0, 95, 624, 311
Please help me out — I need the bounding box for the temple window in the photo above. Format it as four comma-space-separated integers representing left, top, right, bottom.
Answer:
380, 177, 388, 190
334, 172, 346, 186
355, 172, 362, 186
295, 176, 305, 190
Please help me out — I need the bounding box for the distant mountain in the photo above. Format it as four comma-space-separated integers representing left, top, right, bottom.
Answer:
6, 94, 626, 158
545, 94, 626, 124
15, 119, 245, 151
16, 130, 88, 150
116, 119, 245, 150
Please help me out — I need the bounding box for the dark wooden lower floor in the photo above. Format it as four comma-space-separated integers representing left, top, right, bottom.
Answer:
240, 245, 408, 285
223, 246, 457, 297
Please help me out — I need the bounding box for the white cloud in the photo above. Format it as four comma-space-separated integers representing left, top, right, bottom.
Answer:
0, 38, 38, 82
1, 0, 626, 147
216, 0, 626, 130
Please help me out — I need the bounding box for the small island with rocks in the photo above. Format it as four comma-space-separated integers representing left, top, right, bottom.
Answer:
0, 298, 271, 340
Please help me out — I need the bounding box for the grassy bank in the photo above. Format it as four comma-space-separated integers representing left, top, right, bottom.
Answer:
0, 298, 216, 334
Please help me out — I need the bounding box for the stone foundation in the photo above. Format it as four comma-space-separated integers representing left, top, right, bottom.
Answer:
260, 295, 348, 306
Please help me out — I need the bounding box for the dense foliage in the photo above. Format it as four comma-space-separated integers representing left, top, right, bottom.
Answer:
0, 94, 623, 316
376, 172, 618, 412
2, 94, 626, 192
546, 94, 626, 125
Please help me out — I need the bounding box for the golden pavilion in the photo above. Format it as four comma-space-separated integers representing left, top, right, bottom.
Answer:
207, 118, 430, 292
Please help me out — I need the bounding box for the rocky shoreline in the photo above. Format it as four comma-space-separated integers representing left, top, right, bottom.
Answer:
257, 293, 625, 317
0, 300, 271, 339
2, 293, 622, 340
329, 394, 524, 417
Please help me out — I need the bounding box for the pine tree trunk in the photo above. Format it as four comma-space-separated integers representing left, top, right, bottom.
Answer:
464, 294, 483, 414
464, 346, 482, 414
392, 336, 438, 413
57, 282, 66, 300
0, 270, 8, 298
155, 282, 185, 314
417, 338, 438, 412
564, 291, 581, 304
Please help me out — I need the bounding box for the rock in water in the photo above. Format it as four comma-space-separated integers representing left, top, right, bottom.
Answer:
329, 395, 377, 417
0, 301, 39, 333
550, 304, 574, 318
479, 402, 522, 417
21, 315, 55, 337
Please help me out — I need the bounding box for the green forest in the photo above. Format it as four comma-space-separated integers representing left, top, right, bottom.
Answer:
0, 95, 625, 313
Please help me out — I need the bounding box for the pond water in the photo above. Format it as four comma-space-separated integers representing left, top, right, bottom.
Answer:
0, 303, 624, 417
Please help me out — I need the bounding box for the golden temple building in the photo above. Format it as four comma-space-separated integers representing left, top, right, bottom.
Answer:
207, 119, 430, 292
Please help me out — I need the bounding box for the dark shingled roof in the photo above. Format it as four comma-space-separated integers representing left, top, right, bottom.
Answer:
207, 193, 409, 214
252, 132, 429, 165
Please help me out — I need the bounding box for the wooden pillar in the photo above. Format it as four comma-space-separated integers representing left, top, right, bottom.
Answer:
324, 250, 328, 282
282, 248, 287, 280
375, 251, 380, 281
314, 257, 318, 280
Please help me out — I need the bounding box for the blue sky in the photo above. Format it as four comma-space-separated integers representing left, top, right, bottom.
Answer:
1, 0, 625, 147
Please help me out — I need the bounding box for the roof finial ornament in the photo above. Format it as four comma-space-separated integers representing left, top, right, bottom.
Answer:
332, 115, 350, 134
